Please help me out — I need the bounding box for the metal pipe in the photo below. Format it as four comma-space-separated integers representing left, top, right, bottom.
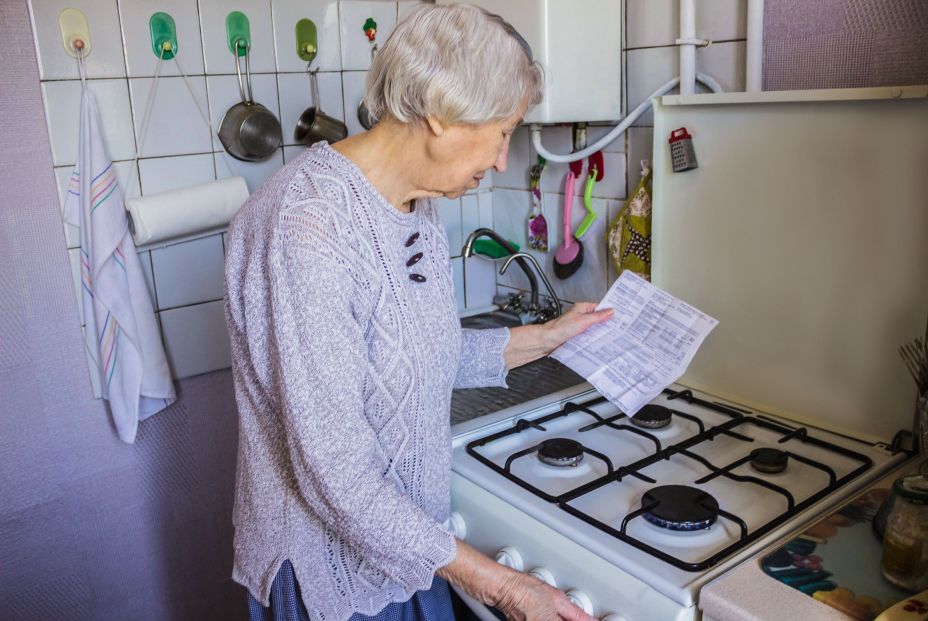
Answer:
746, 0, 765, 92
679, 0, 696, 95
530, 73, 723, 164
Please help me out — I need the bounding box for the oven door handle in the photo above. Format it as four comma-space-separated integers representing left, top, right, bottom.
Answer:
450, 583, 500, 621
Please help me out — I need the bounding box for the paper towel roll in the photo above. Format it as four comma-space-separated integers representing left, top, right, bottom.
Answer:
126, 176, 249, 245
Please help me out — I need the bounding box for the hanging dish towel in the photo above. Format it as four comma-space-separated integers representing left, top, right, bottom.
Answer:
64, 88, 176, 443
607, 169, 652, 281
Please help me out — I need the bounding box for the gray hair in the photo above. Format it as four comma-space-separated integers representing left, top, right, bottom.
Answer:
364, 4, 543, 126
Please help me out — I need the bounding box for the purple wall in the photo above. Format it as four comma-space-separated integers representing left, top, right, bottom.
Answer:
764, 0, 928, 89
0, 2, 245, 619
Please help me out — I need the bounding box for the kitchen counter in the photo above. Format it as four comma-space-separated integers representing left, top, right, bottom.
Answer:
450, 356, 584, 425
701, 458, 922, 621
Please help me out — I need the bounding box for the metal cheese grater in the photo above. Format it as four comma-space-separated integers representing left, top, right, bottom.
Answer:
669, 127, 698, 172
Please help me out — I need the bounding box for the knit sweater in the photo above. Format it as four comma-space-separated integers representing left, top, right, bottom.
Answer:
223, 142, 510, 621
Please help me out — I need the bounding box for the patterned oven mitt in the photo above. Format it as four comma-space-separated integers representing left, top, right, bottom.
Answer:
607, 169, 652, 280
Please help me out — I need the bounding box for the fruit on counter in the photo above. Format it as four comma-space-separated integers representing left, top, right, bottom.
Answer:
813, 587, 884, 621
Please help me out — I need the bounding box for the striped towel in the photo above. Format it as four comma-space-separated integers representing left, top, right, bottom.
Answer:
64, 88, 176, 443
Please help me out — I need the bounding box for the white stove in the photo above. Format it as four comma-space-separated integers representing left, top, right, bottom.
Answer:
448, 383, 905, 620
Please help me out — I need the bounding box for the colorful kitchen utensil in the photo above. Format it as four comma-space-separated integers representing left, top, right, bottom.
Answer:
575, 165, 598, 239
528, 156, 548, 251
553, 170, 583, 279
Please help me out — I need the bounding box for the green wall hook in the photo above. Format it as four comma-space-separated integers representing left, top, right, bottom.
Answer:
295, 19, 318, 62
226, 11, 251, 56
149, 12, 177, 60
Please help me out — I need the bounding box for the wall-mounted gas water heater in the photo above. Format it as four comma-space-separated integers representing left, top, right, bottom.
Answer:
437, 0, 623, 124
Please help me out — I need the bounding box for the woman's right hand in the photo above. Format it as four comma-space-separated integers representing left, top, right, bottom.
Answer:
493, 571, 597, 621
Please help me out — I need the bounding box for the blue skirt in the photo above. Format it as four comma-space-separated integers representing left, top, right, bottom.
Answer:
247, 560, 456, 621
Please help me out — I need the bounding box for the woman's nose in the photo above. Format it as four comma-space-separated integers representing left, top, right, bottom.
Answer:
493, 140, 511, 173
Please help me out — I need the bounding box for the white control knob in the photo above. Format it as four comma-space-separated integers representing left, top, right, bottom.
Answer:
495, 546, 524, 571
566, 590, 594, 615
528, 567, 557, 587
601, 615, 628, 621
445, 512, 466, 540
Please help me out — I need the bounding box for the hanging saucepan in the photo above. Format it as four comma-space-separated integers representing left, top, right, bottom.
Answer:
294, 66, 348, 145
218, 39, 282, 161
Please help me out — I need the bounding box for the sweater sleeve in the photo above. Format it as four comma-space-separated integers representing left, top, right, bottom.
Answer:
454, 328, 510, 389
268, 228, 456, 592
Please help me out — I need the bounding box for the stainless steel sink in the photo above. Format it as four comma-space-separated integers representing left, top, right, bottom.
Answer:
459, 310, 523, 330
452, 311, 584, 425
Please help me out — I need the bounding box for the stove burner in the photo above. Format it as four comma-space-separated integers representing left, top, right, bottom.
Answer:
537, 438, 584, 467
750, 448, 789, 474
631, 405, 672, 429
641, 485, 719, 531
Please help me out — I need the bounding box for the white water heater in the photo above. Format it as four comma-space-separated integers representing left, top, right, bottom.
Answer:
437, 0, 623, 124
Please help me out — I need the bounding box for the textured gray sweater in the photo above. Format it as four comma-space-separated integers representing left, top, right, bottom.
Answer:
223, 142, 510, 620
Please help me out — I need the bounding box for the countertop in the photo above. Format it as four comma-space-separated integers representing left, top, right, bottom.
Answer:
450, 356, 584, 425
701, 458, 923, 621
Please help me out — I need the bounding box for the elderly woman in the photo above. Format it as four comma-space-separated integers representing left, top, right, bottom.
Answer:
224, 5, 611, 621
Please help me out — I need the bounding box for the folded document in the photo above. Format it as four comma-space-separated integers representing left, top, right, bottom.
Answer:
551, 271, 718, 416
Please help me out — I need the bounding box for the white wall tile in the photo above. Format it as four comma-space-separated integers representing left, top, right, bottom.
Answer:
625, 0, 747, 50
397, 0, 425, 22
451, 256, 465, 312
159, 300, 232, 379
137, 250, 157, 305
591, 151, 627, 199
42, 79, 136, 166
273, 0, 342, 72
128, 76, 212, 157
199, 0, 277, 74
138, 154, 216, 195
29, 0, 126, 80
340, 70, 369, 135
150, 235, 225, 309
464, 256, 496, 310
206, 73, 281, 151
216, 148, 285, 192
119, 0, 206, 77
339, 1, 397, 71
435, 197, 463, 257
491, 189, 532, 251
283, 145, 307, 164
277, 71, 344, 146
477, 191, 493, 229
460, 194, 480, 243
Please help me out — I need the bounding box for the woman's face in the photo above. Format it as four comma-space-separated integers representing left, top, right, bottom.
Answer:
425, 107, 525, 199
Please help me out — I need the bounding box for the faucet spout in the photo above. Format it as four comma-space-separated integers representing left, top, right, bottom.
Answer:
500, 252, 562, 319
462, 228, 540, 310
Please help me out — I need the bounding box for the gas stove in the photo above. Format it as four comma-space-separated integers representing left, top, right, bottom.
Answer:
448, 384, 904, 620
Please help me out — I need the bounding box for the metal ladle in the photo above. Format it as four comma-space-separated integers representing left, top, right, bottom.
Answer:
294, 64, 348, 145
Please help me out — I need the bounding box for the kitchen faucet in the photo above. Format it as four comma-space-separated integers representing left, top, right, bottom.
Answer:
462, 228, 561, 322
499, 252, 562, 320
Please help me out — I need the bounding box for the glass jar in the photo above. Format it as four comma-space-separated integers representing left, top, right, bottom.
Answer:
880, 474, 928, 592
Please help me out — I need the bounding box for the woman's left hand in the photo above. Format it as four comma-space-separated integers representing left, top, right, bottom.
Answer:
543, 302, 614, 351
503, 302, 613, 370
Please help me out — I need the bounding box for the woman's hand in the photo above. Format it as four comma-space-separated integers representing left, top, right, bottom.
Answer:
503, 302, 614, 370
494, 571, 598, 621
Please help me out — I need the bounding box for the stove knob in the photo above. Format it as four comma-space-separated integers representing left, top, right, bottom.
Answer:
495, 546, 524, 571
601, 615, 628, 621
565, 590, 594, 615
444, 512, 466, 540
528, 566, 557, 587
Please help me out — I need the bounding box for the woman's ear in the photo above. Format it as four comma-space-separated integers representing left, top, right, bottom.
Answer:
425, 116, 446, 137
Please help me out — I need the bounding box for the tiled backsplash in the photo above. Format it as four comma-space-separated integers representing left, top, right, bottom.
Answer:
30, 0, 500, 384
32, 0, 747, 385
